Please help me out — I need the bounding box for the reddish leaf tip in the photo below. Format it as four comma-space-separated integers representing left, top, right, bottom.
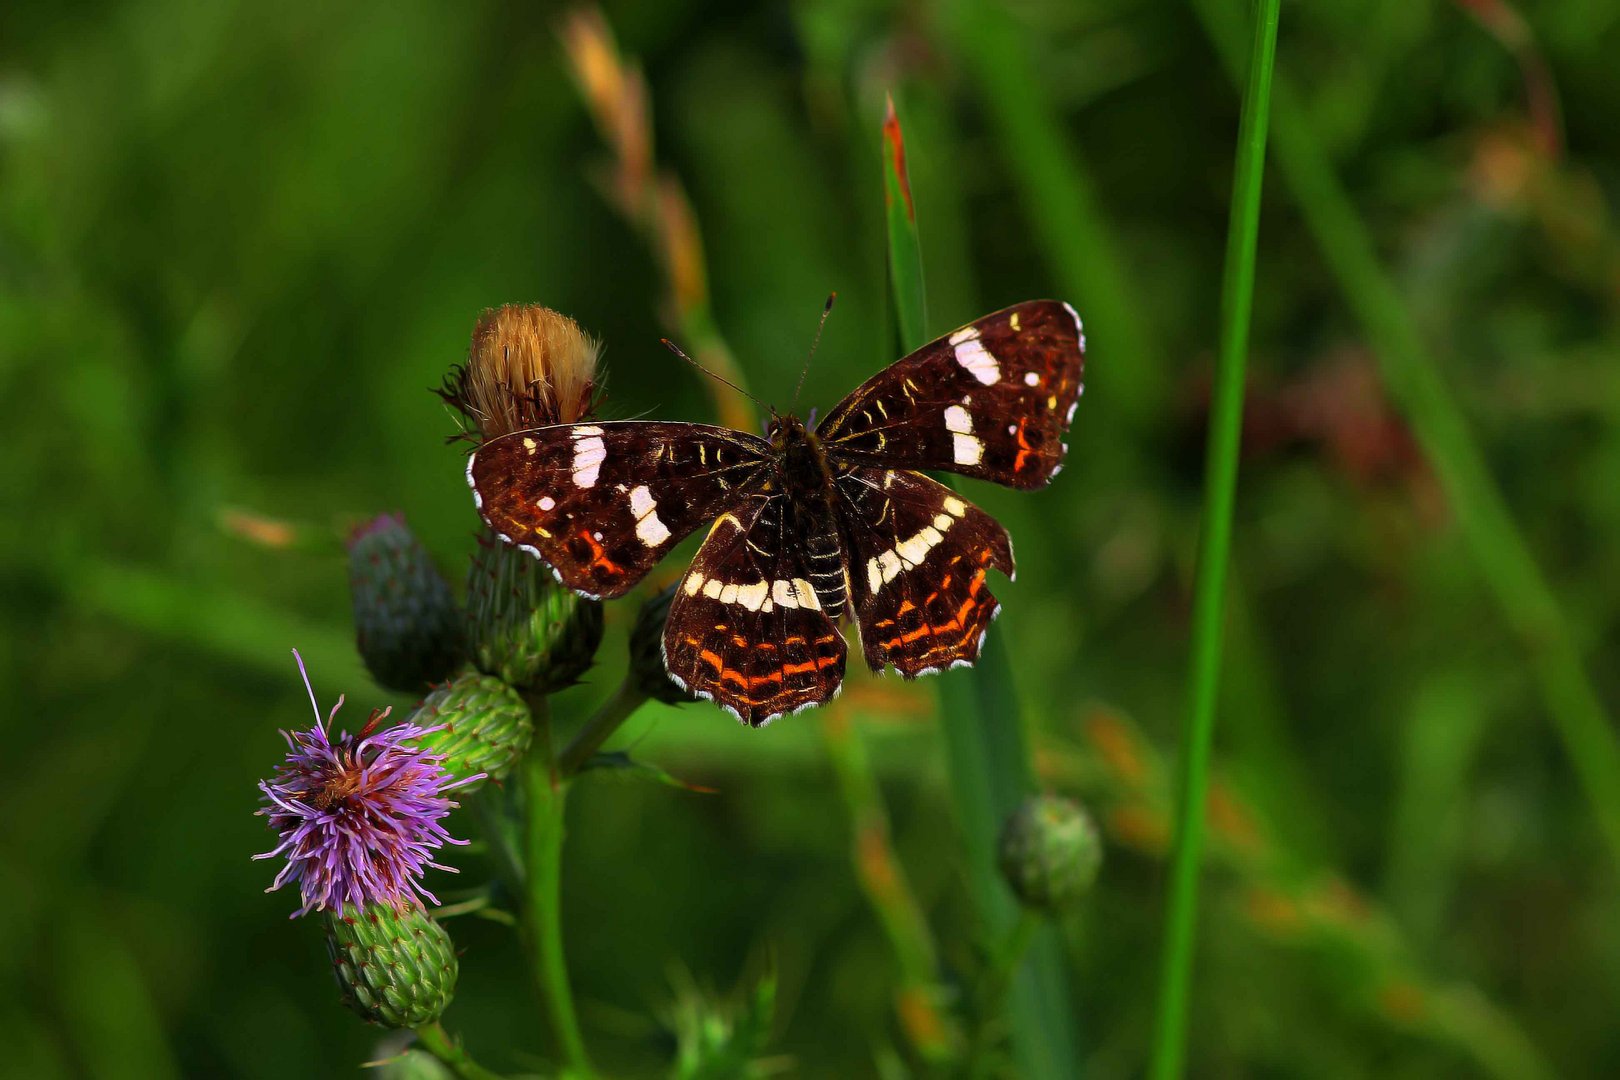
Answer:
882, 94, 916, 222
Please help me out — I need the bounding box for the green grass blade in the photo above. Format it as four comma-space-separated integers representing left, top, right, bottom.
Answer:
884, 95, 1082, 1079
1148, 2, 1282, 1078
1194, 0, 1620, 869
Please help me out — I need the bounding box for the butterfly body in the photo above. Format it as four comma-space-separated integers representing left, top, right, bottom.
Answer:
468, 299, 1086, 725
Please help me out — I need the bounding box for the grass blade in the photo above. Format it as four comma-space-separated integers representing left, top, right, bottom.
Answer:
884, 95, 1083, 1079
1194, 0, 1620, 869
1148, 2, 1282, 1077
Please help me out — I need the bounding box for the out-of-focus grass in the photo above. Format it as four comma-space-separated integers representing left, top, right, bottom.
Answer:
7, 0, 1620, 1075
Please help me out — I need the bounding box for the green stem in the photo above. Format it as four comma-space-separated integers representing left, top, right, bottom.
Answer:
557, 677, 649, 778
1149, 2, 1281, 1079
412, 1022, 508, 1080
519, 696, 594, 1076
821, 710, 960, 1061
966, 910, 1041, 1079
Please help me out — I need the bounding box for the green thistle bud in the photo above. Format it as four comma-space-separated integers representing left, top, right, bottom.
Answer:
466, 530, 604, 693
629, 585, 695, 705
348, 515, 464, 695
324, 902, 458, 1028
411, 669, 532, 786
997, 795, 1102, 913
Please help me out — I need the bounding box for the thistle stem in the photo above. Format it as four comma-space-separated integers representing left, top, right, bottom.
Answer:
519, 695, 594, 1076
1149, 1, 1281, 1077
558, 677, 649, 778
412, 1022, 508, 1080
967, 910, 1042, 1078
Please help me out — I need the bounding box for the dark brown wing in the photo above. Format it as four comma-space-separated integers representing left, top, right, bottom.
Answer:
816, 300, 1085, 489
663, 493, 847, 725
468, 421, 770, 599
836, 467, 1014, 677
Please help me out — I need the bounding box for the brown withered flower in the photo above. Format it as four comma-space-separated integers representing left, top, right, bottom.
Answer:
440, 304, 600, 439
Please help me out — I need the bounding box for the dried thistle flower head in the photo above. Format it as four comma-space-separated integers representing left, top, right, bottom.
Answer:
441, 304, 600, 439
255, 650, 482, 917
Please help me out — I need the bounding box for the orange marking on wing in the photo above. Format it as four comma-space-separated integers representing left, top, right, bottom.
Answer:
732, 635, 748, 647
577, 529, 624, 575
1012, 419, 1036, 472
897, 599, 916, 614
698, 649, 726, 673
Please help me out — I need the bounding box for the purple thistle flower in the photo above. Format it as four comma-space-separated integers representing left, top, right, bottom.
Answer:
255, 650, 483, 917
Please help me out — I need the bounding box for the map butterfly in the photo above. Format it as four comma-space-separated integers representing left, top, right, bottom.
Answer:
468, 300, 1086, 725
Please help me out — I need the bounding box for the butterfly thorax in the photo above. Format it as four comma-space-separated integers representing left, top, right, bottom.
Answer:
767, 413, 849, 618
768, 414, 836, 503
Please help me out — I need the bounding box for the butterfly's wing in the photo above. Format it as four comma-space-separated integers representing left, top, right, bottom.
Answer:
469, 421, 771, 599
664, 493, 847, 725
835, 467, 1014, 677
816, 300, 1085, 489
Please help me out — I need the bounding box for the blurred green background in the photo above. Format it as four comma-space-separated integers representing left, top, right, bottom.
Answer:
7, 0, 1620, 1076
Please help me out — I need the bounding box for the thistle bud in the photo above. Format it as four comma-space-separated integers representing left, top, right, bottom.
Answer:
324, 902, 458, 1028
348, 514, 464, 695
440, 304, 599, 439
466, 533, 604, 693
629, 585, 695, 705
997, 795, 1102, 913
410, 670, 532, 787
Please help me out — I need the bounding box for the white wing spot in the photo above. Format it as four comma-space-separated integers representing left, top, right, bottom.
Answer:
538, 496, 555, 512
943, 496, 967, 518
953, 434, 983, 466
953, 336, 1001, 385
1010, 312, 1021, 331
1024, 372, 1040, 387
629, 484, 671, 547
703, 579, 722, 599
944, 405, 973, 434
523, 437, 537, 453
572, 429, 607, 487
735, 580, 769, 611
685, 572, 705, 596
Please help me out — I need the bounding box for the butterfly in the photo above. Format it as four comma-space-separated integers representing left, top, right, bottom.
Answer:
467, 300, 1086, 725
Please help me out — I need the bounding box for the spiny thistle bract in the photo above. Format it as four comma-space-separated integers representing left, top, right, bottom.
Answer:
466, 531, 605, 693
324, 901, 458, 1028
348, 513, 464, 694
447, 304, 607, 693
255, 651, 482, 917
997, 794, 1103, 914
409, 669, 533, 787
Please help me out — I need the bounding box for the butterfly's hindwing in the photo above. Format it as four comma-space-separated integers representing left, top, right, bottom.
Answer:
469, 421, 770, 599
837, 468, 1014, 677
816, 300, 1084, 490
663, 494, 848, 725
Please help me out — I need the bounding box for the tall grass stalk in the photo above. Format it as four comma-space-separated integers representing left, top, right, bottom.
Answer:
1148, 2, 1281, 1077
1194, 0, 1620, 868
884, 97, 1082, 1079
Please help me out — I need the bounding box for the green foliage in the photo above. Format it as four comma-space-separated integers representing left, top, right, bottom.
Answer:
8, 0, 1620, 1075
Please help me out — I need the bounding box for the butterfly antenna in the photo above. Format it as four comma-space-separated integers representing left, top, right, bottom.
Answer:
791, 292, 836, 413
661, 338, 769, 414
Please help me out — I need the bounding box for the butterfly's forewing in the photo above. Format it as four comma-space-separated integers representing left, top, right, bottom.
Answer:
469, 421, 770, 599
664, 493, 847, 725
836, 468, 1014, 677
817, 300, 1084, 490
